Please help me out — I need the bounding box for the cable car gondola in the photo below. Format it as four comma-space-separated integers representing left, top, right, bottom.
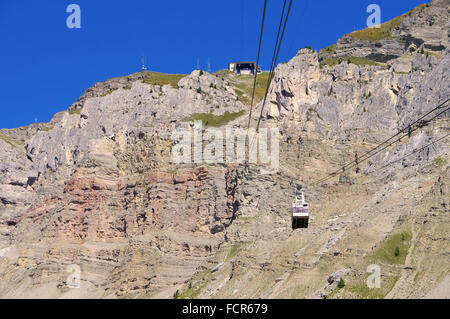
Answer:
292, 184, 309, 229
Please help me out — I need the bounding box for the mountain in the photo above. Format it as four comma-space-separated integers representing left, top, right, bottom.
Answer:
0, 0, 448, 298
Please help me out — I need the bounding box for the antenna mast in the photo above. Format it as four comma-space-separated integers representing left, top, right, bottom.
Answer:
141, 56, 148, 71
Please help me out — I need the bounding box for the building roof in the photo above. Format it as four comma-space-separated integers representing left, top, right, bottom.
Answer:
229, 61, 257, 65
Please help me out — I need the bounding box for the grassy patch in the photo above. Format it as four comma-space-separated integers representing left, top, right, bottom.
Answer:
226, 244, 243, 261
184, 110, 245, 127
348, 16, 404, 42
234, 87, 248, 104
41, 125, 54, 132
69, 108, 81, 115
348, 4, 427, 42
320, 44, 336, 56
100, 89, 117, 97
320, 56, 388, 69
358, 79, 369, 85
423, 50, 443, 59
329, 229, 412, 299
369, 231, 412, 265
230, 72, 270, 105
179, 269, 213, 299
336, 275, 400, 299
348, 57, 389, 68
0, 133, 25, 149
209, 71, 270, 105
123, 85, 132, 90
214, 69, 234, 77
431, 156, 447, 167
142, 71, 187, 88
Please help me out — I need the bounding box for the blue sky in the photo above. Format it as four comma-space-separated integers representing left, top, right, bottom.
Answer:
0, 0, 428, 129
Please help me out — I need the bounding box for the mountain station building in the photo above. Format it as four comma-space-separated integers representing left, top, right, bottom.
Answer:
228, 61, 261, 75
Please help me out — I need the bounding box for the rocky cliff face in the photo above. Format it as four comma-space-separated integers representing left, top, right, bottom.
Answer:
319, 1, 449, 64
0, 0, 449, 298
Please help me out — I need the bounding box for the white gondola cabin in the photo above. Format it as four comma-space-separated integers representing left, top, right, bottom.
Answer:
292, 184, 309, 229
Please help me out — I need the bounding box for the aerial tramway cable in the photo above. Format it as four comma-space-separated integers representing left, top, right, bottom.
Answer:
368, 133, 450, 174
314, 100, 450, 185
247, 0, 268, 130
315, 97, 450, 184
246, 0, 293, 162
256, 0, 293, 133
